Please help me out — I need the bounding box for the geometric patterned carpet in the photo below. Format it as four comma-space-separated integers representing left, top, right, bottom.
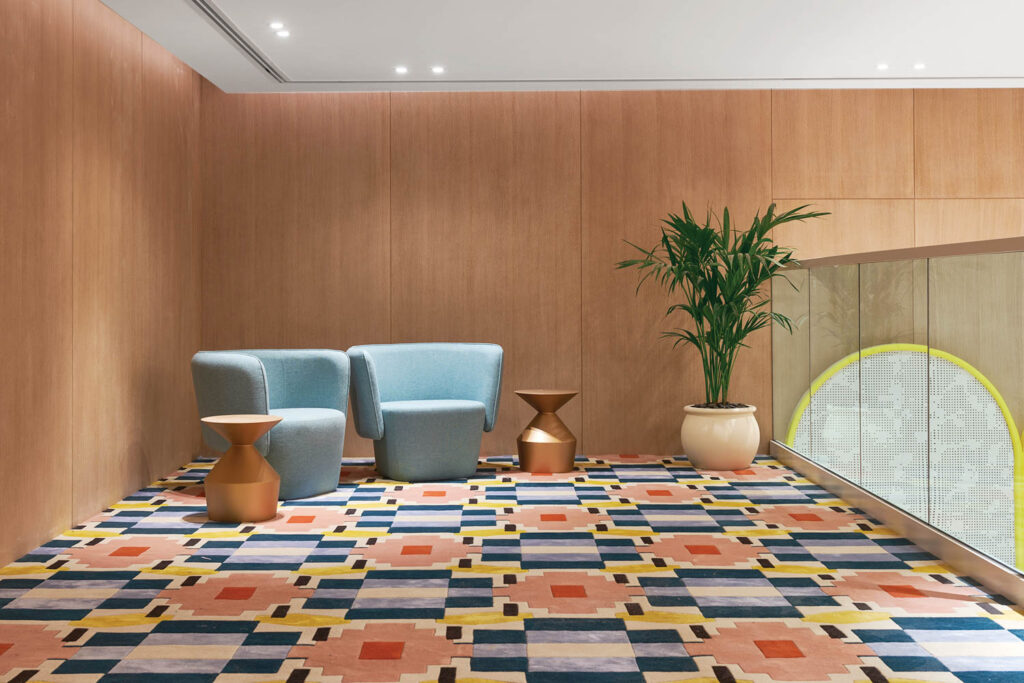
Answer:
1, 454, 1023, 682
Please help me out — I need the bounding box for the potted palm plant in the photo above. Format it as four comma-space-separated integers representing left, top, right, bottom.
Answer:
617, 202, 827, 470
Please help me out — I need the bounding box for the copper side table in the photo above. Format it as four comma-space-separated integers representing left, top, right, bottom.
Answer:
201, 414, 282, 523
515, 390, 578, 473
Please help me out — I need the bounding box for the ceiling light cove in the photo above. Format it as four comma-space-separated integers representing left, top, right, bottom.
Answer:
97, 0, 1024, 92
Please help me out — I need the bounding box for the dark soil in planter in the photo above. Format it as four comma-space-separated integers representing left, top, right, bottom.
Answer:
692, 402, 750, 409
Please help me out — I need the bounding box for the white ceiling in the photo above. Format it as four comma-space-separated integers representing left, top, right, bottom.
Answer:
102, 0, 1024, 93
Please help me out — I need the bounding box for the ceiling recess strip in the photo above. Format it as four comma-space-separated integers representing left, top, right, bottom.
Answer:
190, 0, 287, 83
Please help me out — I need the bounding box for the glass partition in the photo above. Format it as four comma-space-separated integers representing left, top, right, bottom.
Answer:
771, 269, 809, 447
808, 265, 860, 481
928, 253, 1024, 567
773, 253, 1024, 570
859, 260, 928, 520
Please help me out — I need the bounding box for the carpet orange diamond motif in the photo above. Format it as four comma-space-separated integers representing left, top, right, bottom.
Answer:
0, 454, 1017, 682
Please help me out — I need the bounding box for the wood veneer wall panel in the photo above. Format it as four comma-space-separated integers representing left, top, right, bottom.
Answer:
389, 92, 582, 456
916, 89, 1024, 199
916, 199, 1024, 246
773, 199, 916, 260
772, 90, 914, 199
135, 35, 203, 489
199, 85, 390, 457
0, 0, 73, 566
581, 90, 773, 454
71, 0, 201, 521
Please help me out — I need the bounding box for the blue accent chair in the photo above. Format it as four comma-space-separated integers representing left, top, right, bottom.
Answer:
346, 343, 503, 481
191, 349, 349, 500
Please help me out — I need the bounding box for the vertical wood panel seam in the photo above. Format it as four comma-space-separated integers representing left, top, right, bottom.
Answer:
70, 0, 77, 529
912, 89, 918, 245
135, 27, 143, 503
769, 89, 774, 442
388, 92, 393, 344
198, 78, 205, 376
578, 89, 584, 452
769, 90, 774, 202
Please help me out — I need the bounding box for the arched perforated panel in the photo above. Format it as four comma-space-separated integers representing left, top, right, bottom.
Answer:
787, 344, 1021, 568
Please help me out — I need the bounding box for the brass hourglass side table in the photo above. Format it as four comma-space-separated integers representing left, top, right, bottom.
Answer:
515, 389, 578, 473
201, 414, 283, 523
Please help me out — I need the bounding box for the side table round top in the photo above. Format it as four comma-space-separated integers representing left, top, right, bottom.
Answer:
514, 390, 578, 414
201, 414, 282, 446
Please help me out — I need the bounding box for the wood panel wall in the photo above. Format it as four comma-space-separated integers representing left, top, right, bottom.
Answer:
390, 92, 583, 455
202, 86, 1024, 459
0, 0, 201, 565
581, 91, 773, 454
772, 88, 1024, 259
71, 1, 202, 521
203, 89, 774, 456
199, 85, 390, 456
6, 0, 1024, 565
1, 0, 74, 567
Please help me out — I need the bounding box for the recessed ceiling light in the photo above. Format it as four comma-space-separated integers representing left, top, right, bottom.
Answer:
394, 65, 408, 75
876, 62, 889, 71
269, 21, 284, 30
431, 65, 445, 75
276, 29, 290, 38
913, 62, 926, 70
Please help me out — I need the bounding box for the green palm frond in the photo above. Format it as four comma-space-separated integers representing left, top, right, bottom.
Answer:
616, 202, 827, 404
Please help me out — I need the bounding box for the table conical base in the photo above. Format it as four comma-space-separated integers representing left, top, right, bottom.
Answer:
515, 390, 578, 473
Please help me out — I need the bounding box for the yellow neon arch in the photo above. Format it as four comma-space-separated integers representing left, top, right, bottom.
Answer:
784, 343, 1024, 568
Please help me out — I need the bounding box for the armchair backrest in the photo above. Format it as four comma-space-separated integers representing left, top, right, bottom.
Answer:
238, 349, 350, 412
347, 343, 503, 439
191, 351, 270, 452
191, 349, 350, 452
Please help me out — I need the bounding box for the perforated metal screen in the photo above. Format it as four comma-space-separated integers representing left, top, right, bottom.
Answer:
789, 347, 1016, 567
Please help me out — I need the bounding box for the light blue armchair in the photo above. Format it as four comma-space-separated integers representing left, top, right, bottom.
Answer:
346, 343, 503, 481
191, 349, 349, 500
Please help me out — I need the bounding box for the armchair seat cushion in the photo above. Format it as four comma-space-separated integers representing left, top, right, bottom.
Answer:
375, 400, 486, 481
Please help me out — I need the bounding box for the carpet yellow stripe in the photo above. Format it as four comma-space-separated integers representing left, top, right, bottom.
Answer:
803, 610, 892, 624
256, 613, 350, 627
438, 612, 532, 625
616, 611, 709, 624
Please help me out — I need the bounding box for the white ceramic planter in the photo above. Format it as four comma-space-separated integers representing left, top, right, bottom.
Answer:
680, 404, 759, 470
